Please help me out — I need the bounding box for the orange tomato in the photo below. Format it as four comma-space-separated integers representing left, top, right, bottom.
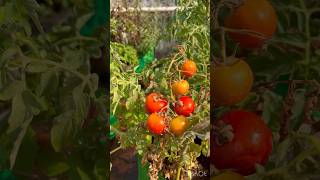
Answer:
181, 60, 197, 77
147, 113, 166, 135
172, 80, 189, 96
170, 116, 190, 136
212, 58, 253, 106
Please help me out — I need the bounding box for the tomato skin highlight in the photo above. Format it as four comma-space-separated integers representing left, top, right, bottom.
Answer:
145, 93, 168, 113
224, 0, 277, 48
181, 60, 197, 77
212, 110, 273, 176
174, 96, 195, 117
212, 58, 253, 106
147, 113, 166, 135
170, 116, 190, 136
172, 80, 189, 96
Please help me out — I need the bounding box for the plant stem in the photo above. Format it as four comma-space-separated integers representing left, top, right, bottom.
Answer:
220, 27, 227, 64
176, 165, 182, 180
305, 13, 311, 79
299, 0, 311, 79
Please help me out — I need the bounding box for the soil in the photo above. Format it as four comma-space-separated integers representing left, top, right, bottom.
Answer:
110, 140, 138, 180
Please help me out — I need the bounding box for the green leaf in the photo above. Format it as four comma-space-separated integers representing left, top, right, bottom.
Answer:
160, 77, 168, 90
26, 62, 49, 73
22, 90, 46, 115
0, 81, 24, 101
76, 166, 91, 180
72, 86, 90, 128
90, 73, 99, 93
126, 89, 138, 110
93, 160, 106, 180
76, 13, 94, 31
38, 69, 59, 96
274, 137, 293, 166
0, 48, 18, 69
289, 89, 306, 130
63, 49, 87, 70
13, 128, 38, 174
262, 90, 283, 132
9, 115, 32, 170
37, 151, 70, 177
51, 111, 74, 152
7, 94, 26, 133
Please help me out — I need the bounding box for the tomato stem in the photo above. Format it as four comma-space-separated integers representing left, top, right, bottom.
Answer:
176, 165, 182, 180
220, 27, 227, 64
299, 0, 311, 79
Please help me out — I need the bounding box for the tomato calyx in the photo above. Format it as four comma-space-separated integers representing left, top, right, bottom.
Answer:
214, 56, 241, 66
213, 120, 234, 145
176, 100, 183, 106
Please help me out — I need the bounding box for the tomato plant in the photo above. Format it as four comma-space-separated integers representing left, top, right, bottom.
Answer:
110, 0, 210, 179
0, 0, 108, 179
213, 0, 320, 179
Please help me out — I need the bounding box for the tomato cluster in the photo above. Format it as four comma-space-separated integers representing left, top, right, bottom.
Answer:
145, 60, 197, 136
212, 0, 277, 176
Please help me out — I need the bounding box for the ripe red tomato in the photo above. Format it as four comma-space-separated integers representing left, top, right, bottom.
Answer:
170, 116, 190, 136
146, 113, 166, 135
212, 110, 273, 176
181, 60, 197, 77
212, 58, 253, 106
174, 96, 195, 117
172, 80, 189, 96
145, 93, 168, 114
224, 0, 277, 48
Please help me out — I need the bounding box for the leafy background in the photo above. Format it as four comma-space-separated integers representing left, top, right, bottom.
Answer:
0, 0, 108, 179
